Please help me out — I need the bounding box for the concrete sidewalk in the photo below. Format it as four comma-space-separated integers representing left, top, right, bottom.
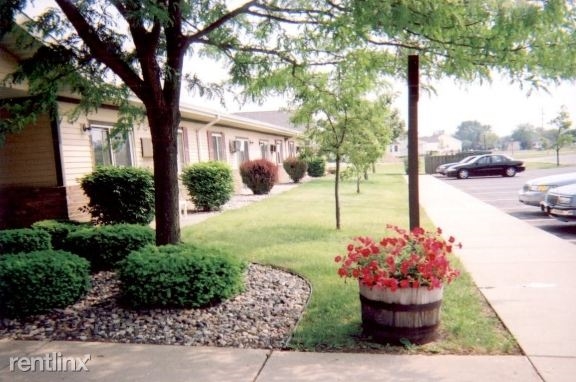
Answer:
1, 175, 575, 381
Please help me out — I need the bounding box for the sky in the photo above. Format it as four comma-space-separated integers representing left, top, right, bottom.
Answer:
183, 74, 576, 139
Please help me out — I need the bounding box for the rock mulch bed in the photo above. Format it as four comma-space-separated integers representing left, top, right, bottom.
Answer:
0, 264, 311, 349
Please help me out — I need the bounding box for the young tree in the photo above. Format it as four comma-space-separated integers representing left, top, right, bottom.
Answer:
345, 98, 403, 194
288, 55, 400, 229
547, 106, 573, 166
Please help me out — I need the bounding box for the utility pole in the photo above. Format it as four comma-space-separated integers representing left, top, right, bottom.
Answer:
407, 55, 420, 230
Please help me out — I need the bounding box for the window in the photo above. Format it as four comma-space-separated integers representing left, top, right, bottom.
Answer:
288, 141, 296, 157
236, 138, 250, 164
478, 156, 490, 165
90, 125, 133, 166
491, 155, 504, 164
208, 131, 225, 161
260, 140, 269, 160
274, 139, 284, 164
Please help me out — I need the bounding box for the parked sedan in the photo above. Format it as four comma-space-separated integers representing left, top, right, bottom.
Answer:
518, 172, 576, 208
541, 183, 576, 222
445, 154, 525, 179
435, 155, 478, 175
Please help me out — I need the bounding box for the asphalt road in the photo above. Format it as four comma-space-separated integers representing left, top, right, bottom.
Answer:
435, 165, 576, 246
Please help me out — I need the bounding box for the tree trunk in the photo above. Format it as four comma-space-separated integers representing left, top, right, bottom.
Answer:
149, 111, 181, 245
356, 175, 361, 194
335, 154, 341, 230
556, 147, 560, 167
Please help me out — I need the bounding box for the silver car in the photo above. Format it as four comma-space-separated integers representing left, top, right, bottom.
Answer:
541, 183, 576, 222
518, 172, 576, 208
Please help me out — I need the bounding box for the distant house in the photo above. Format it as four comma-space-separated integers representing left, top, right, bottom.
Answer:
389, 132, 462, 157
0, 29, 301, 228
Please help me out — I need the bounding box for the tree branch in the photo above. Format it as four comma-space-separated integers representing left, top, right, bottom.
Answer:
53, 0, 145, 98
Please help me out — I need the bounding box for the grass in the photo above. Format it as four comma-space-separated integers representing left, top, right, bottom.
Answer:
181, 162, 520, 354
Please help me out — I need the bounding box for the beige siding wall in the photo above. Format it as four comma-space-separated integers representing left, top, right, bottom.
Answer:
185, 122, 293, 186
0, 113, 58, 187
0, 49, 17, 79
57, 102, 152, 186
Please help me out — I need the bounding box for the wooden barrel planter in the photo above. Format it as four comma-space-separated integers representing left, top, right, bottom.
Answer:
359, 283, 443, 345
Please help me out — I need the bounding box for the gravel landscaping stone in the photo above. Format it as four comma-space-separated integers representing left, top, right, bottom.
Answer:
0, 264, 311, 349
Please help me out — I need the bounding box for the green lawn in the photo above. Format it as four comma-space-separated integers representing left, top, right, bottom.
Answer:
181, 163, 520, 354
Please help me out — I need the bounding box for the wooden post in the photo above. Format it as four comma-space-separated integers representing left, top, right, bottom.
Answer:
408, 55, 420, 230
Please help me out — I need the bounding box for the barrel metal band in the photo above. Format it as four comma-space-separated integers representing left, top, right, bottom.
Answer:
359, 294, 442, 312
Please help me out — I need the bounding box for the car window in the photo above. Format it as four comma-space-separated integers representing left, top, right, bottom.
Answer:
491, 155, 503, 163
478, 157, 490, 165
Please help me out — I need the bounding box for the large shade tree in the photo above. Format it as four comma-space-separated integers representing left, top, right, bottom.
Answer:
0, 0, 340, 244
2, 0, 576, 243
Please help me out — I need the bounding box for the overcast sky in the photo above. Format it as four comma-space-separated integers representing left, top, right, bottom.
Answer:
184, 74, 576, 138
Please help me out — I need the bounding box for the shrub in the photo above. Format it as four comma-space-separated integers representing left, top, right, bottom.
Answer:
62, 224, 155, 272
283, 157, 308, 183
0, 228, 51, 255
80, 166, 155, 225
181, 161, 234, 211
239, 159, 278, 195
118, 244, 246, 309
31, 220, 90, 250
306, 157, 326, 177
0, 250, 90, 317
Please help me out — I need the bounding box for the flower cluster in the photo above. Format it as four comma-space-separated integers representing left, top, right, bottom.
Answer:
335, 225, 461, 291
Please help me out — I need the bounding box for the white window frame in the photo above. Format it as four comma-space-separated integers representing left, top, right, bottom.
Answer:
89, 124, 134, 167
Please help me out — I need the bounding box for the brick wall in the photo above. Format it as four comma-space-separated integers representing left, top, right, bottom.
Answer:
0, 187, 68, 229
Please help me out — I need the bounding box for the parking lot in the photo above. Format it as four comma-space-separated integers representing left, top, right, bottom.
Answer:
436, 165, 576, 246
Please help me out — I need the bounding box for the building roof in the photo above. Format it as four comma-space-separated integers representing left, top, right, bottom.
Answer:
234, 110, 303, 132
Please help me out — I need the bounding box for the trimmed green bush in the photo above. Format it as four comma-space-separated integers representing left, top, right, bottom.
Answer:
31, 220, 90, 250
0, 228, 51, 255
118, 244, 246, 309
80, 166, 155, 225
181, 161, 234, 211
62, 224, 155, 272
240, 159, 278, 195
0, 250, 90, 317
283, 157, 308, 183
307, 157, 326, 177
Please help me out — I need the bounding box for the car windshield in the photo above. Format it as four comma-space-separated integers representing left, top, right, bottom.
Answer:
461, 156, 477, 163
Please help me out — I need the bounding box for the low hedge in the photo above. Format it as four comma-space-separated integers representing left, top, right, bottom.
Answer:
0, 250, 90, 317
80, 166, 155, 225
181, 161, 234, 211
240, 159, 278, 195
0, 228, 51, 255
31, 220, 90, 250
118, 244, 246, 309
62, 224, 155, 272
283, 157, 308, 183
307, 157, 326, 177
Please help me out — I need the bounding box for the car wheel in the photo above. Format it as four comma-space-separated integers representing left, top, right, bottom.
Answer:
457, 169, 469, 179
504, 167, 517, 177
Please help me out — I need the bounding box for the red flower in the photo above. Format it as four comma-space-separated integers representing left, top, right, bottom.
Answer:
335, 225, 461, 291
